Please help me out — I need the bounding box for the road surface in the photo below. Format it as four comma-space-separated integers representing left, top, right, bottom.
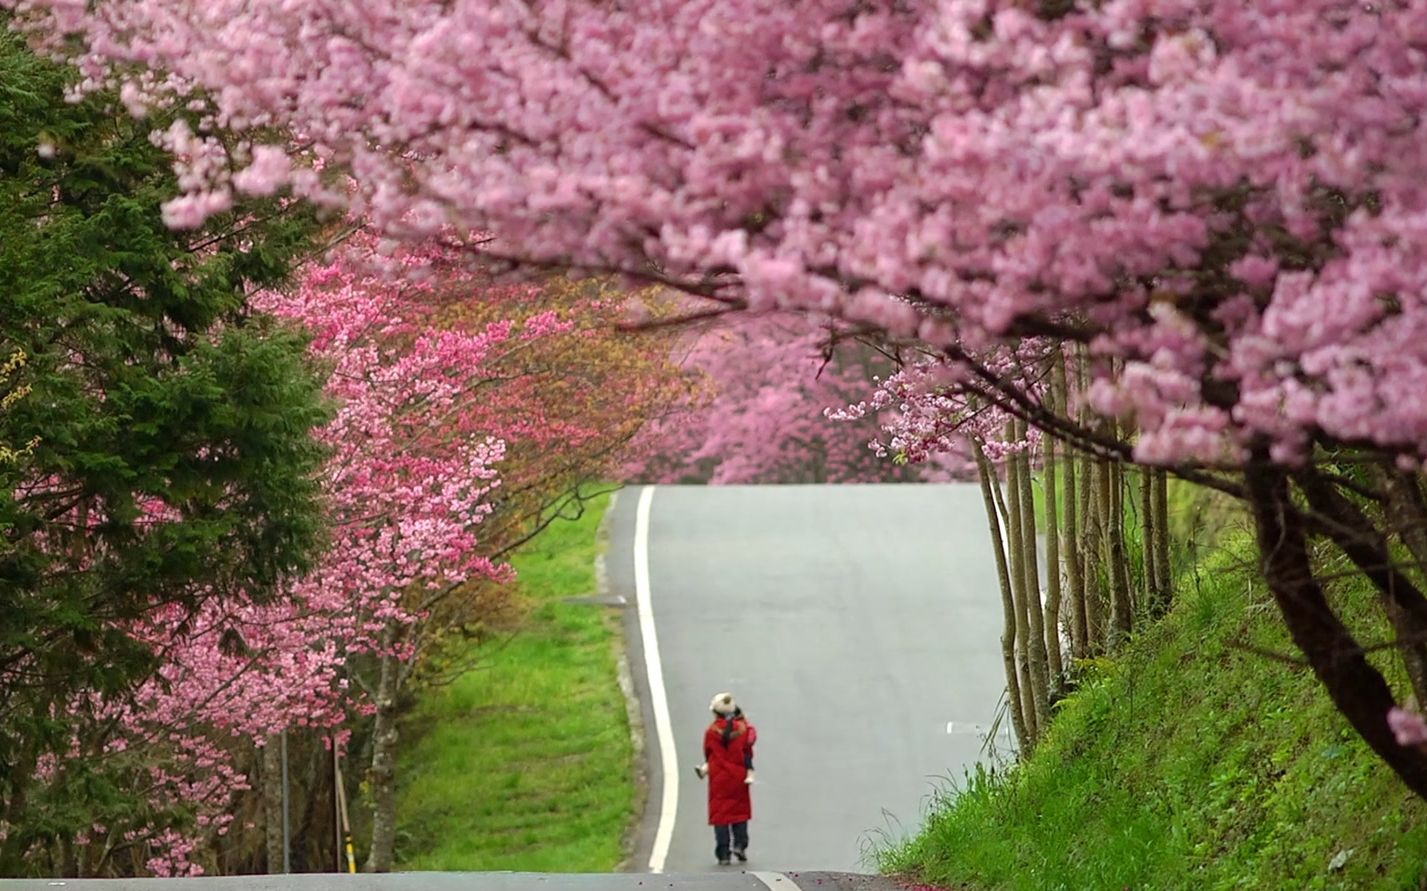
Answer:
607, 484, 1010, 875
0, 872, 905, 891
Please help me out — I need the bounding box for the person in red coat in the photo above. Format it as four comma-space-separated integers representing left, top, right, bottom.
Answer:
694, 691, 757, 865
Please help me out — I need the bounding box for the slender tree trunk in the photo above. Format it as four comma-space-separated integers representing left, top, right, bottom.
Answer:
57, 836, 77, 878
1042, 422, 1065, 687
1003, 427, 1041, 741
1015, 421, 1052, 729
263, 736, 284, 874
1140, 467, 1163, 617
1093, 457, 1116, 648
1064, 444, 1088, 660
1073, 350, 1104, 654
365, 648, 403, 873
0, 745, 37, 873
78, 829, 98, 877
1055, 356, 1087, 661
1247, 459, 1427, 799
1152, 469, 1173, 613
975, 445, 1031, 750
1080, 447, 1104, 653
1067, 445, 1084, 662
1107, 460, 1134, 647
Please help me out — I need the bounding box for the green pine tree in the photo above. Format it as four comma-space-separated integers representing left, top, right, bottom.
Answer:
0, 24, 330, 872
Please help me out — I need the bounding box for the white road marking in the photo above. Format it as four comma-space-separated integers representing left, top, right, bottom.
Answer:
946, 720, 1012, 737
752, 871, 801, 891
635, 485, 679, 874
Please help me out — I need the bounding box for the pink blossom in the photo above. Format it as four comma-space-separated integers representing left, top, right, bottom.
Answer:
626, 311, 930, 484
19, 0, 1427, 467
1390, 707, 1427, 747
232, 145, 292, 196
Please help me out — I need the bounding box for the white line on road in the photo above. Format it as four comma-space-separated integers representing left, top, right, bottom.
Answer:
635, 485, 679, 873
752, 871, 802, 891
946, 721, 1012, 737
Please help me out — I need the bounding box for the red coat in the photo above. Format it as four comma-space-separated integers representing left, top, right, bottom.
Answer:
704, 715, 756, 825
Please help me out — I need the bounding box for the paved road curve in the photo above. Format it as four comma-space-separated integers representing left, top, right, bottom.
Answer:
607, 484, 1010, 875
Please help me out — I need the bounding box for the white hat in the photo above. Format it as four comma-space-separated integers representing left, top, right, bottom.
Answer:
709, 692, 737, 715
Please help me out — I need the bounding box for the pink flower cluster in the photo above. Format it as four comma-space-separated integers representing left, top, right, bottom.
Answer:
834, 347, 1048, 477
1390, 707, 1427, 747
627, 312, 924, 484
251, 240, 514, 653
15, 0, 1427, 466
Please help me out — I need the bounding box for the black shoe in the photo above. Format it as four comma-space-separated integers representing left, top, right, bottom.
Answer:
717, 857, 731, 866
732, 847, 747, 862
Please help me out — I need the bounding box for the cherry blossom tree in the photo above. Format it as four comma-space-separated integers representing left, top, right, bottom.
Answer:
628, 311, 921, 484
254, 236, 687, 873
420, 257, 691, 557
254, 244, 513, 874
14, 0, 1427, 797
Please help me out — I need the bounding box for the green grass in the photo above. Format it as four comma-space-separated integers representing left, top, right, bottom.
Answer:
881, 534, 1427, 890
393, 491, 635, 871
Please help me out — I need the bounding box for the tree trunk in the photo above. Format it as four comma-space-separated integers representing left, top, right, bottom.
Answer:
1152, 469, 1173, 614
1140, 468, 1164, 617
1106, 460, 1134, 647
975, 445, 1031, 751
1299, 469, 1427, 710
57, 835, 78, 878
1246, 459, 1427, 799
1093, 457, 1114, 648
1075, 350, 1104, 654
293, 733, 332, 873
263, 736, 284, 874
1055, 356, 1087, 662
365, 649, 402, 873
1015, 421, 1052, 730
1042, 424, 1065, 687
0, 745, 37, 873
1003, 427, 1042, 741
1383, 469, 1427, 579
1381, 468, 1427, 705
1080, 447, 1104, 653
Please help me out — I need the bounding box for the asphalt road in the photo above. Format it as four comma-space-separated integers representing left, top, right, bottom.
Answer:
0, 872, 905, 891
608, 484, 1009, 875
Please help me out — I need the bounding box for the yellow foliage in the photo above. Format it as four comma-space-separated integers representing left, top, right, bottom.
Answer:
0, 348, 38, 464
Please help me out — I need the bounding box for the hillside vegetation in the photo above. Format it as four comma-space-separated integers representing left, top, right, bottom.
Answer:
883, 534, 1427, 890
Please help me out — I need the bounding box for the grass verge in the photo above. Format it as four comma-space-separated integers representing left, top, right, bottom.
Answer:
881, 534, 1427, 890
393, 490, 635, 871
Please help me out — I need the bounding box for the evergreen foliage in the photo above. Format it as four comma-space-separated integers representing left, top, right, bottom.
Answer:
0, 25, 327, 868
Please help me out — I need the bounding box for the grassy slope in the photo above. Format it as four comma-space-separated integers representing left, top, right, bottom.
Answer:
394, 491, 635, 871
883, 534, 1427, 890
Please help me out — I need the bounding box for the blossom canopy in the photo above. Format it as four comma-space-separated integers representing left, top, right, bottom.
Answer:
8, 0, 1427, 467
